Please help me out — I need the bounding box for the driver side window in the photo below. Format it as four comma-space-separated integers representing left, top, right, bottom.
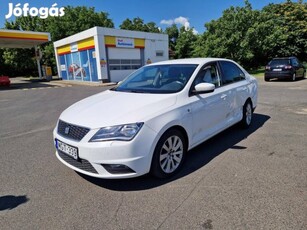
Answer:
193, 63, 221, 88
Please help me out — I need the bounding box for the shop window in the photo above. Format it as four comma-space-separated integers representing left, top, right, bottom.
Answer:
110, 65, 121, 70
156, 51, 164, 57
109, 59, 120, 64
109, 59, 142, 71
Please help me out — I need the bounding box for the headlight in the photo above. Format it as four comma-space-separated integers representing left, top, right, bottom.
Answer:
89, 123, 143, 142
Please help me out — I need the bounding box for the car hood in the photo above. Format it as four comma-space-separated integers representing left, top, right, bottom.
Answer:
59, 90, 177, 129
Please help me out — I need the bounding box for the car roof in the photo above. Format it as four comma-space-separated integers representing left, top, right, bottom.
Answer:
272, 57, 296, 60
147, 58, 233, 66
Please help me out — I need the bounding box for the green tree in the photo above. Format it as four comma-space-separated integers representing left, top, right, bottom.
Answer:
191, 34, 206, 58
201, 0, 257, 67
175, 27, 197, 58
198, 0, 307, 68
120, 17, 160, 33
260, 1, 307, 61
164, 24, 179, 58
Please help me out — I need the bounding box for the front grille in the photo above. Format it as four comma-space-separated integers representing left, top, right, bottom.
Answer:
57, 120, 90, 141
58, 150, 98, 174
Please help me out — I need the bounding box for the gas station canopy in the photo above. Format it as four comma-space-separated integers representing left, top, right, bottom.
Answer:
0, 29, 51, 48
0, 29, 51, 79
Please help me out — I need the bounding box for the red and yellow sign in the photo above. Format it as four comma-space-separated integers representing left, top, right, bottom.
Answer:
0, 29, 50, 48
0, 30, 49, 41
57, 37, 95, 55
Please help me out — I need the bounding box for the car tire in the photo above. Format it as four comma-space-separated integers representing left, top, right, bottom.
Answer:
292, 73, 296, 81
150, 129, 187, 178
240, 100, 253, 129
264, 77, 270, 82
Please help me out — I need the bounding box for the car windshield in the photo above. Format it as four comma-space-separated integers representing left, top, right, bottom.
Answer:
112, 64, 198, 94
269, 59, 290, 66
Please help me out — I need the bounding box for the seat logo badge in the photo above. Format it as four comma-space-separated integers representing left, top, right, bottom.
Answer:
64, 127, 70, 135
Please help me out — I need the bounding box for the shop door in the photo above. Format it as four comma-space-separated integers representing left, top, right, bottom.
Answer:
108, 47, 142, 82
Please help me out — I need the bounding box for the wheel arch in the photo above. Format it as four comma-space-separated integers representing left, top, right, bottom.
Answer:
245, 97, 253, 106
165, 125, 189, 149
149, 124, 189, 162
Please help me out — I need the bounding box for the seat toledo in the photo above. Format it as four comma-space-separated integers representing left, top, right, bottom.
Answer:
53, 58, 258, 179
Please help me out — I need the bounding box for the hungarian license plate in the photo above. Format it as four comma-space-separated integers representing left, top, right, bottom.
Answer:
55, 139, 78, 160
273, 68, 282, 71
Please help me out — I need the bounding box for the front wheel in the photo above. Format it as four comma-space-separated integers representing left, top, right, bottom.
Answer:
240, 100, 253, 129
151, 129, 187, 178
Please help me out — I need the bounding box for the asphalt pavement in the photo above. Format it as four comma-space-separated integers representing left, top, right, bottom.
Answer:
0, 77, 306, 229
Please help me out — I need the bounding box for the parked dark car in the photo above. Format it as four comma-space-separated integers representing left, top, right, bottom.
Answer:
264, 57, 306, 81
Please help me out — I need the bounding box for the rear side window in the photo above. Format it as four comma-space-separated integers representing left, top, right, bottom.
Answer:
291, 58, 299, 66
270, 59, 290, 66
219, 61, 245, 85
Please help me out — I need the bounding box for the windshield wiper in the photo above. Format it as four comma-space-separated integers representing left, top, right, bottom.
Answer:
129, 90, 148, 93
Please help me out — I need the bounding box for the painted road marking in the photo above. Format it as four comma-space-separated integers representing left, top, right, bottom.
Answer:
22, 85, 72, 91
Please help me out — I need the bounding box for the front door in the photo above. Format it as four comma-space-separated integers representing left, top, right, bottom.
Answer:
189, 62, 231, 146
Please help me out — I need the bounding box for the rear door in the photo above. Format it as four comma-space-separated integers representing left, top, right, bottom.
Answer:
218, 61, 250, 126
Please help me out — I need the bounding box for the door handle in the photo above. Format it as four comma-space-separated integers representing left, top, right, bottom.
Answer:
221, 94, 227, 99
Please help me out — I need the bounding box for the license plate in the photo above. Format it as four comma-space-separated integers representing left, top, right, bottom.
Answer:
55, 139, 78, 160
273, 69, 282, 71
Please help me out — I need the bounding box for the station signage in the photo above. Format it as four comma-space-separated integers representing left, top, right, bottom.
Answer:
116, 37, 134, 48
70, 43, 78, 52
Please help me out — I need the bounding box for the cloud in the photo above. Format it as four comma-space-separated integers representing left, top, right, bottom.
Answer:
174, 16, 190, 30
160, 19, 174, 26
192, 28, 199, 35
160, 16, 198, 34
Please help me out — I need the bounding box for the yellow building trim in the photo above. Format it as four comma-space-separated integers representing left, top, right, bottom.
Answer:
105, 36, 116, 46
135, 38, 145, 48
78, 37, 95, 50
57, 44, 71, 55
57, 37, 95, 54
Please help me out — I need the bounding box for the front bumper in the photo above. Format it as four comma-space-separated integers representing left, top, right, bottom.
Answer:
53, 123, 158, 179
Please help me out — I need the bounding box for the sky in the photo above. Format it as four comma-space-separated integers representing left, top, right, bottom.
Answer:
0, 0, 300, 34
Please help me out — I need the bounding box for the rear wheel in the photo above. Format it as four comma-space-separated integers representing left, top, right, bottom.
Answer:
151, 129, 187, 178
240, 100, 253, 129
292, 73, 296, 81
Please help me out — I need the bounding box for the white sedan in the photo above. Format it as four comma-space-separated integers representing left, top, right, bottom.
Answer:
53, 58, 258, 179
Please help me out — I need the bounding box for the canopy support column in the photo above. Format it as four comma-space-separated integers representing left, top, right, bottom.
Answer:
35, 45, 42, 79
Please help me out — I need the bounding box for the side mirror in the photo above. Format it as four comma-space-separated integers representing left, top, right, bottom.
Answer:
192, 83, 215, 95
117, 81, 122, 85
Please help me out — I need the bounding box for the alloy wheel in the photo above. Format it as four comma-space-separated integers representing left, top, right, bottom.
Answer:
159, 135, 184, 174
245, 102, 252, 126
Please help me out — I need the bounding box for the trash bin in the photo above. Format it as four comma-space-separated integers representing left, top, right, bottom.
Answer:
45, 66, 52, 81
